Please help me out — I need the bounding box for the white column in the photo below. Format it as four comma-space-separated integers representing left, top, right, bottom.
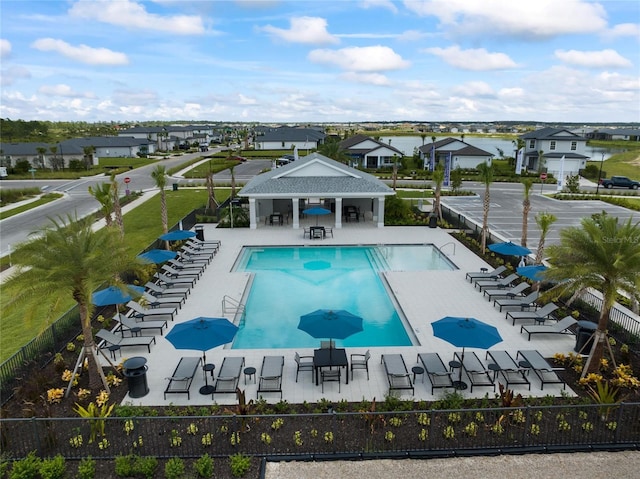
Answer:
292, 198, 300, 229
377, 197, 385, 228
335, 197, 343, 229
249, 198, 257, 229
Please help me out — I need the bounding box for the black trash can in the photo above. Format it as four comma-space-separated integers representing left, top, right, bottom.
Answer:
172, 183, 178, 191
574, 320, 597, 353
428, 214, 438, 228
123, 356, 149, 398
195, 225, 204, 241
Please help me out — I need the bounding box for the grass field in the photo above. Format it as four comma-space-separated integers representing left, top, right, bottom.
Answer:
0, 188, 230, 362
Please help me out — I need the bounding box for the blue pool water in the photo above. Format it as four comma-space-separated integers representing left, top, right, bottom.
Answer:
231, 245, 456, 349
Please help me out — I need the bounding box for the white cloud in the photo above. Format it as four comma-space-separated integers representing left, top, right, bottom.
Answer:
31, 38, 129, 65
498, 87, 525, 99
238, 94, 257, 105
0, 39, 11, 58
404, 0, 607, 38
0, 66, 31, 86
360, 0, 398, 14
68, 0, 205, 35
261, 16, 339, 45
603, 23, 640, 40
309, 45, 410, 72
555, 49, 632, 68
342, 72, 391, 86
452, 81, 495, 97
424, 45, 517, 71
38, 84, 94, 98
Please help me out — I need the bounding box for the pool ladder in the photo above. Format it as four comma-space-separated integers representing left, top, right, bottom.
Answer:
439, 242, 456, 256
222, 295, 246, 327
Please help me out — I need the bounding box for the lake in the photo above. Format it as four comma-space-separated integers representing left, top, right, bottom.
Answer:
380, 136, 626, 162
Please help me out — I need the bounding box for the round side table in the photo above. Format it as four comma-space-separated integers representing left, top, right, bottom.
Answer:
244, 367, 256, 384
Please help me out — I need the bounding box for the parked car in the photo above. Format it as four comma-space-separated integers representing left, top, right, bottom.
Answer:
599, 176, 640, 189
229, 155, 248, 162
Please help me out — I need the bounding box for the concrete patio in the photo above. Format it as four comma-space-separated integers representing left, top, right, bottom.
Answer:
104, 221, 577, 407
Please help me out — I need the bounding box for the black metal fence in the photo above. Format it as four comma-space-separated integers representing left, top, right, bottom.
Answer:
579, 290, 640, 351
1, 403, 638, 460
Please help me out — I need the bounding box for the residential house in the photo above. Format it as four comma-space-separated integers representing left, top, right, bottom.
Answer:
519, 128, 589, 177
254, 126, 326, 151
418, 138, 493, 170
339, 134, 404, 169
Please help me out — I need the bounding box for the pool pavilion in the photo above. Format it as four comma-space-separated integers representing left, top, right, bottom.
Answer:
238, 153, 395, 229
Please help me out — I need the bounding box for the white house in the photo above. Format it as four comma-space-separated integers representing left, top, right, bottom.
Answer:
418, 138, 493, 169
340, 134, 405, 169
254, 127, 325, 151
519, 128, 589, 177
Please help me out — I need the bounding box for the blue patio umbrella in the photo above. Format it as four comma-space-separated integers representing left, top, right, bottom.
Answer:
432, 316, 503, 390
488, 241, 532, 257
137, 249, 177, 264
517, 264, 548, 282
166, 317, 239, 394
92, 285, 144, 306
303, 206, 331, 225
159, 230, 197, 241
298, 309, 363, 346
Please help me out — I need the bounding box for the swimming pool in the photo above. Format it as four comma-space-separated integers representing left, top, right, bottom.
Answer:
231, 245, 456, 349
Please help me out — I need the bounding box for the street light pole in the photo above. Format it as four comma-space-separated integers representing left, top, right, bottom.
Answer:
595, 153, 605, 195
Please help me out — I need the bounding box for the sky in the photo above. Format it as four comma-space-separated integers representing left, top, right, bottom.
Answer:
1, 0, 639, 124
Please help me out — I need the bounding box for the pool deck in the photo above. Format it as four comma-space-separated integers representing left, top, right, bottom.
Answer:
106, 221, 576, 406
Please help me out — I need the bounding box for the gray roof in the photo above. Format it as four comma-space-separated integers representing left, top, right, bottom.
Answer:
258, 127, 326, 143
418, 137, 492, 156
239, 152, 394, 198
2, 136, 152, 156
520, 127, 585, 140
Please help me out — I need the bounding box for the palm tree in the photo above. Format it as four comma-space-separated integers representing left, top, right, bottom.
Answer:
476, 162, 494, 251
520, 178, 534, 247
537, 150, 546, 174
35, 147, 46, 168
205, 161, 218, 212
3, 215, 134, 390
544, 213, 640, 375
88, 181, 114, 227
151, 164, 169, 237
392, 154, 398, 191
432, 164, 445, 220
420, 133, 426, 146
318, 138, 350, 164
83, 146, 95, 169
533, 211, 557, 264
110, 174, 124, 238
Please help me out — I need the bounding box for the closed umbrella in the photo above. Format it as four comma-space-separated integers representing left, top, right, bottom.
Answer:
137, 249, 177, 264
432, 317, 503, 390
92, 285, 144, 306
165, 317, 239, 394
488, 242, 531, 257
160, 230, 196, 241
303, 206, 331, 225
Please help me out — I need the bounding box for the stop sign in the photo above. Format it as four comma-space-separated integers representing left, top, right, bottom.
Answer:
540, 173, 547, 180
124, 177, 131, 184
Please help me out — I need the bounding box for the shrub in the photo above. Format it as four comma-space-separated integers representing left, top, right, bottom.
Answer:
229, 453, 251, 478
76, 457, 96, 479
193, 454, 214, 478
9, 451, 41, 479
39, 455, 65, 479
164, 457, 185, 479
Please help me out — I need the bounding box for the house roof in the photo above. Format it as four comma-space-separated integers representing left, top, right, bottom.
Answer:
417, 137, 492, 156
1, 137, 152, 156
340, 134, 404, 156
239, 152, 394, 198
258, 127, 326, 143
520, 127, 585, 140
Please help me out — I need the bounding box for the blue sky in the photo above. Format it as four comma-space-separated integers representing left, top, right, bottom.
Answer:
1, 0, 639, 123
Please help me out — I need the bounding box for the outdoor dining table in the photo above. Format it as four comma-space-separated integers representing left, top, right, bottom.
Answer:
313, 348, 348, 386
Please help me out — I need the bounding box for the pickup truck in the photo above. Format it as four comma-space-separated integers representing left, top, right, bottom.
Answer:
599, 176, 640, 189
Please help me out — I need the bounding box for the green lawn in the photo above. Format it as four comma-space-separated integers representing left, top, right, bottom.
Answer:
596, 150, 640, 179
0, 193, 63, 220
0, 188, 230, 362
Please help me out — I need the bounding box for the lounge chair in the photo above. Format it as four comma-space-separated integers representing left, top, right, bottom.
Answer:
164, 357, 202, 399
96, 328, 156, 353
185, 239, 219, 253
145, 281, 190, 298
156, 272, 196, 288
483, 282, 529, 301
181, 246, 214, 261
381, 354, 414, 395
474, 273, 519, 291
417, 353, 454, 394
520, 316, 577, 341
506, 303, 558, 326
177, 251, 210, 265
167, 259, 206, 274
465, 265, 507, 283
212, 356, 245, 397
140, 291, 183, 309
454, 351, 495, 392
485, 350, 530, 390
161, 264, 202, 280
517, 350, 566, 390
116, 313, 167, 336
257, 356, 284, 399
494, 291, 540, 312
126, 300, 176, 321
